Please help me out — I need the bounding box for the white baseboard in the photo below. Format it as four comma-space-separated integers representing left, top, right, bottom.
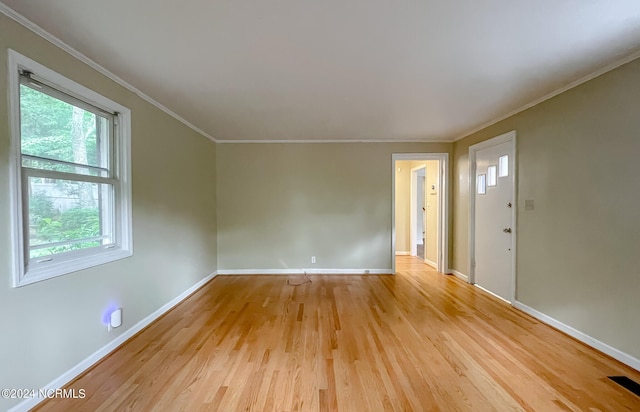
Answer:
513, 301, 640, 372
475, 284, 511, 304
395, 251, 410, 256
217, 268, 392, 275
424, 258, 437, 269
448, 269, 469, 282
8, 272, 217, 412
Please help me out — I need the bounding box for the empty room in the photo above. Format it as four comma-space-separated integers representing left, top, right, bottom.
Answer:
1, 1, 640, 411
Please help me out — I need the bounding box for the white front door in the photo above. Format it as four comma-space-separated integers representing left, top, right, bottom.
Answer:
472, 134, 515, 302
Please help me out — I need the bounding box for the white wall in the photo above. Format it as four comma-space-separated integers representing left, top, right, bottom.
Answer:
394, 160, 413, 253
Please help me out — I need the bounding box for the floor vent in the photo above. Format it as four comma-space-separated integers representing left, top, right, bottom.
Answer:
608, 376, 640, 397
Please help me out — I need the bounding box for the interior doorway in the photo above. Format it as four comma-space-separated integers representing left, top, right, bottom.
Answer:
392, 153, 448, 274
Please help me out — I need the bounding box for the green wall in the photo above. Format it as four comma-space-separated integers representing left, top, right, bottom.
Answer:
0, 13, 217, 411
3, 6, 640, 410
452, 57, 640, 360
217, 142, 451, 271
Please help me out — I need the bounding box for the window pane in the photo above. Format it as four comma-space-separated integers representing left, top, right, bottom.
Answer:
20, 84, 110, 173
22, 157, 108, 177
477, 174, 486, 195
487, 165, 497, 186
27, 176, 114, 259
498, 155, 509, 177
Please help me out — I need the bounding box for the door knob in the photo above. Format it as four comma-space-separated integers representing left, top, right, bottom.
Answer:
503, 228, 512, 233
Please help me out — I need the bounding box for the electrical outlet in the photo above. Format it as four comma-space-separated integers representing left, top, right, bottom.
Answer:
311, 256, 316, 264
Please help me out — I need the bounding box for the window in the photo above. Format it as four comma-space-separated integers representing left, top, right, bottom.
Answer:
8, 50, 132, 287
498, 155, 509, 177
487, 165, 497, 187
477, 174, 486, 195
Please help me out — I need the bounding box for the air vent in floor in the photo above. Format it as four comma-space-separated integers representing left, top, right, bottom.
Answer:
608, 376, 640, 397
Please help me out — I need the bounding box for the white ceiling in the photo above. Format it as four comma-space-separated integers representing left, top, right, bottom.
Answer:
3, 0, 640, 142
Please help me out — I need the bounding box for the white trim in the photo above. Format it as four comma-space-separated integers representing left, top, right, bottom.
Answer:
392, 153, 437, 161
7, 49, 25, 283
9, 50, 130, 114
217, 269, 391, 275
440, 157, 449, 276
17, 250, 133, 287
513, 301, 640, 372
448, 269, 468, 282
424, 258, 437, 269
8, 49, 134, 287
7, 272, 218, 412
0, 3, 217, 143
467, 130, 516, 155
468, 131, 517, 302
395, 251, 411, 256
454, 50, 640, 142
216, 139, 447, 144
475, 284, 511, 304
392, 153, 449, 275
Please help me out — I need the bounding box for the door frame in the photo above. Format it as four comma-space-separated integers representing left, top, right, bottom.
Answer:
391, 153, 449, 274
468, 130, 517, 302
409, 164, 426, 258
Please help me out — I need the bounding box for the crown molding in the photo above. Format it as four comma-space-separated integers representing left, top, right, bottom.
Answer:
454, 48, 640, 142
6, 2, 637, 146
216, 138, 451, 144
0, 3, 218, 143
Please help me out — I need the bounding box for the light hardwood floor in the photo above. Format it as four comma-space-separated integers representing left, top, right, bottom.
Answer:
35, 257, 640, 411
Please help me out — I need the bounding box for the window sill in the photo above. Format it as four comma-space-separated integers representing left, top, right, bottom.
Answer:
15, 248, 133, 287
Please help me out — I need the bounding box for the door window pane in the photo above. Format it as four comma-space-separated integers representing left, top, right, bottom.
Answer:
487, 165, 497, 186
498, 155, 509, 177
477, 174, 486, 195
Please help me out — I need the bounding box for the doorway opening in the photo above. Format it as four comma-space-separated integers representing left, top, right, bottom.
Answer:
412, 166, 426, 261
392, 153, 449, 274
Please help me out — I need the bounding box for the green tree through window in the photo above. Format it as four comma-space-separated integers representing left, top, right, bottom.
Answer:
20, 82, 108, 258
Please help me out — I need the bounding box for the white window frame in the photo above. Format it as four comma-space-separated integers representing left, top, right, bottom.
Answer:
8, 49, 133, 287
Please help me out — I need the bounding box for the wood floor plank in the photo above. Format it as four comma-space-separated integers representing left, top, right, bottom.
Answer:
34, 257, 640, 411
